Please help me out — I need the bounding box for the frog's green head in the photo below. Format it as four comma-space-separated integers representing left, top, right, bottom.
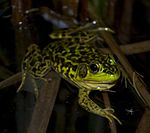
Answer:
74, 54, 120, 90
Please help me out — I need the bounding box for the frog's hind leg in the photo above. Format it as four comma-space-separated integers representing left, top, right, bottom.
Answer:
78, 89, 122, 124
17, 71, 27, 92
17, 44, 42, 92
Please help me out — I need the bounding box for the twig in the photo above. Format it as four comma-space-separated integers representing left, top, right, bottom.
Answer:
102, 92, 117, 133
120, 40, 150, 55
106, 0, 117, 25
0, 72, 22, 89
40, 7, 77, 27
117, 0, 134, 43
11, 0, 33, 68
135, 109, 150, 133
0, 65, 14, 80
27, 71, 61, 133
100, 40, 150, 55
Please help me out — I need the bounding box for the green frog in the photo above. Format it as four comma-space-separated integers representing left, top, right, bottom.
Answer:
18, 24, 121, 124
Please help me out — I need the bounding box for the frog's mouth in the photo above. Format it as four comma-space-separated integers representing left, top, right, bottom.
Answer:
76, 80, 116, 90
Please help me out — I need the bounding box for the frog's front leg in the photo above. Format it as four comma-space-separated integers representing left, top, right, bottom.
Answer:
78, 89, 122, 124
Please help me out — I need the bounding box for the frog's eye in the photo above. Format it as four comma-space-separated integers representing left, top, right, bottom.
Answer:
89, 63, 100, 74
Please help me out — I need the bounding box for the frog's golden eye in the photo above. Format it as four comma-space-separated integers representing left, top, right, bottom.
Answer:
89, 63, 100, 74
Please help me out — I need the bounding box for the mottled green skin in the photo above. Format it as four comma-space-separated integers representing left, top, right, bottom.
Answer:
20, 27, 121, 124
43, 39, 119, 89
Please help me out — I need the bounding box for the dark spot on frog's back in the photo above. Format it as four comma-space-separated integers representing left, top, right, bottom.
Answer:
43, 55, 51, 61
103, 65, 118, 75
70, 74, 75, 78
63, 61, 72, 68
59, 58, 65, 64
78, 57, 87, 63
55, 46, 64, 53
72, 65, 78, 71
66, 53, 80, 62
79, 51, 87, 55
61, 51, 67, 56
37, 56, 42, 62
111, 65, 118, 73
29, 59, 36, 66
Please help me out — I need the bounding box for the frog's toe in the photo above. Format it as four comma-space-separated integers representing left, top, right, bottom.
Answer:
104, 110, 122, 124
103, 107, 115, 113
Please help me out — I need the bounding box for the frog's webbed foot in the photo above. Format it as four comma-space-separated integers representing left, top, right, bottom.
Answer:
78, 89, 122, 124
102, 108, 122, 124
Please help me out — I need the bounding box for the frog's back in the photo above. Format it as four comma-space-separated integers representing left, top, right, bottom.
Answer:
42, 38, 104, 76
